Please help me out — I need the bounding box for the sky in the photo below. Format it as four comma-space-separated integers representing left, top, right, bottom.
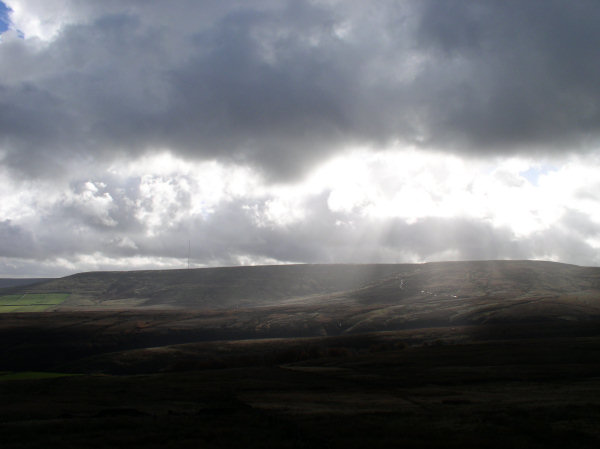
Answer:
1, 0, 600, 277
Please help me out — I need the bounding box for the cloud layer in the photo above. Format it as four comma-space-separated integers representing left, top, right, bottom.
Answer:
2, 149, 600, 276
3, 1, 600, 177
1, 1, 600, 275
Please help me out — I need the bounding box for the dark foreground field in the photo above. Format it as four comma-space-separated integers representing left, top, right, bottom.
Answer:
1, 313, 600, 448
2, 261, 600, 447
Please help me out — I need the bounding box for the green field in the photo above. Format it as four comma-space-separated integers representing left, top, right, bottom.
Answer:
0, 293, 69, 312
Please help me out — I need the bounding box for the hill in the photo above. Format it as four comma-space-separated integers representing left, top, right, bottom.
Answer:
3, 260, 600, 327
12, 263, 404, 309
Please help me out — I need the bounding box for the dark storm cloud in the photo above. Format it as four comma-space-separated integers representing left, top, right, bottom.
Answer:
2, 0, 600, 180
413, 0, 600, 153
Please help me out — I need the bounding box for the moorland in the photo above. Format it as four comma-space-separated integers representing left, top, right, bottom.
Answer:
1, 260, 600, 448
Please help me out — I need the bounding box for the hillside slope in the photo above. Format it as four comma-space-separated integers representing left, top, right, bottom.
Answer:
2, 261, 599, 328
3, 264, 406, 309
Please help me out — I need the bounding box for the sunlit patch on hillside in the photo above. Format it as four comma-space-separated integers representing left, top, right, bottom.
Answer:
0, 293, 69, 312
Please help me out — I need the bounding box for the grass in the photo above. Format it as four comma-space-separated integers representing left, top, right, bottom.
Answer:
0, 295, 23, 305
0, 293, 69, 312
0, 306, 22, 312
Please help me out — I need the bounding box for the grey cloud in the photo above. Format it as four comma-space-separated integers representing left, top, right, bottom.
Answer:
0, 220, 36, 258
414, 0, 600, 153
178, 201, 600, 268
557, 209, 600, 239
120, 194, 596, 267
2, 1, 600, 180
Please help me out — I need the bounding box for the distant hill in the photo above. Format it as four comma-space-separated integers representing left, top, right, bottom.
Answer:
3, 261, 600, 328
6, 264, 406, 309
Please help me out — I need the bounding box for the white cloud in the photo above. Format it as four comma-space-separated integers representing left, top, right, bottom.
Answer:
4, 148, 600, 276
6, 0, 109, 41
64, 181, 117, 227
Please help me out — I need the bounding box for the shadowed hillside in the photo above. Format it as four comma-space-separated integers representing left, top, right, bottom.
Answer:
2, 261, 600, 449
3, 264, 408, 309
3, 261, 599, 323
2, 261, 600, 334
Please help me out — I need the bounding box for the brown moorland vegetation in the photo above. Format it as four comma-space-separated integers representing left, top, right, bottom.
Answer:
1, 261, 600, 448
